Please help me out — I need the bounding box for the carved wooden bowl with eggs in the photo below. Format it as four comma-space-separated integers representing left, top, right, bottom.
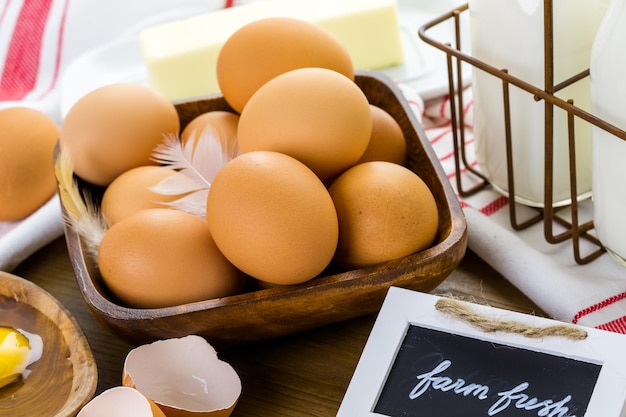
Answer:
55, 17, 467, 348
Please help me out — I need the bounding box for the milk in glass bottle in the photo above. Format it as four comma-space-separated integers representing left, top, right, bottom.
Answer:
469, 0, 609, 207
590, 0, 626, 265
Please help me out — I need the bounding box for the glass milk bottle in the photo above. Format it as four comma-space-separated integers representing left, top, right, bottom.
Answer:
469, 0, 609, 207
590, 0, 626, 265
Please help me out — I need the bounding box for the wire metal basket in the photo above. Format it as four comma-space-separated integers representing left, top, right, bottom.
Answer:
418, 0, 626, 265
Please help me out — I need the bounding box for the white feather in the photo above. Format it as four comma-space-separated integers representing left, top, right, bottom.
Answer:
162, 189, 210, 218
54, 146, 107, 263
150, 126, 237, 215
149, 169, 203, 196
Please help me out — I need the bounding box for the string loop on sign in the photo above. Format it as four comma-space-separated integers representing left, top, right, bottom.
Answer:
435, 298, 588, 341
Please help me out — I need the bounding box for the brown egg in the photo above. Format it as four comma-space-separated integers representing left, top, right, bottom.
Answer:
328, 161, 439, 269
59, 83, 180, 187
206, 151, 338, 285
216, 17, 354, 113
181, 110, 240, 157
101, 165, 190, 225
357, 105, 406, 165
0, 107, 59, 221
98, 208, 246, 309
237, 67, 371, 182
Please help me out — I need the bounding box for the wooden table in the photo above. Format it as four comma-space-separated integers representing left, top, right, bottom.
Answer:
12, 237, 545, 416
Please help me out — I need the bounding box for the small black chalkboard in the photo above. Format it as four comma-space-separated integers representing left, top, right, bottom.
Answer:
374, 325, 601, 417
338, 288, 626, 417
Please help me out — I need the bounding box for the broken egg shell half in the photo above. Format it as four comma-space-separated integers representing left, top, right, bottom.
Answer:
77, 386, 166, 417
122, 335, 241, 417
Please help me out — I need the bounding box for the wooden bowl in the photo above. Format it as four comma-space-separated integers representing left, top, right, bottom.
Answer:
60, 71, 467, 349
0, 271, 97, 417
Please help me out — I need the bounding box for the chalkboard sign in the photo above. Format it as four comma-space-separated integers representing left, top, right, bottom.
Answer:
338, 287, 626, 417
374, 325, 601, 417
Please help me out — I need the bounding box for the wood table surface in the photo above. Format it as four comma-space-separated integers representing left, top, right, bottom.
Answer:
12, 236, 546, 416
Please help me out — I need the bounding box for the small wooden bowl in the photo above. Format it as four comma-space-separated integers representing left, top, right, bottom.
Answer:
61, 71, 467, 349
0, 271, 97, 417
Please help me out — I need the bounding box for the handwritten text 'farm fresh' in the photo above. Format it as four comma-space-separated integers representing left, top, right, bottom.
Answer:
410, 359, 577, 417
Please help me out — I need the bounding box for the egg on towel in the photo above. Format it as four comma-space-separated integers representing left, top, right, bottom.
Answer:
0, 107, 59, 221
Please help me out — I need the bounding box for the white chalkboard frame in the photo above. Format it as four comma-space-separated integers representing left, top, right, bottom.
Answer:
337, 286, 626, 417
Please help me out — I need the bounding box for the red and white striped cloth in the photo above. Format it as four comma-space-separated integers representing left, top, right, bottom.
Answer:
0, 0, 252, 122
418, 88, 626, 334
2, 0, 626, 334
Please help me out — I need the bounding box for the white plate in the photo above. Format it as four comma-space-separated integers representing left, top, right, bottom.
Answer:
59, 36, 148, 116
59, 0, 471, 116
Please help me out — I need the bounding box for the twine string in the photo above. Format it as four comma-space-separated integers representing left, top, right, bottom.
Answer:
435, 298, 588, 340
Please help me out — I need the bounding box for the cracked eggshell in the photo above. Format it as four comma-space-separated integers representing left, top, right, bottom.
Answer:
122, 335, 241, 417
77, 386, 166, 417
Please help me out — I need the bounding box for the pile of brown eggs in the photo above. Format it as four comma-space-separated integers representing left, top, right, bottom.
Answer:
58, 17, 439, 309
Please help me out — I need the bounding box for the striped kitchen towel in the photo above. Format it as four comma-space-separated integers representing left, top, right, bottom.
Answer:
419, 87, 626, 333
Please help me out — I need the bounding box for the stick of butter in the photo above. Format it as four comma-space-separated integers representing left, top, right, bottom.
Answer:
138, 0, 403, 101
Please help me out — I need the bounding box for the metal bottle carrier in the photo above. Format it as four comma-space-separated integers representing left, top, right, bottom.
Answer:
418, 1, 626, 264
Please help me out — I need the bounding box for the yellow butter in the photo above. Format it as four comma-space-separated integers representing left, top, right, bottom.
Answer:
139, 0, 403, 101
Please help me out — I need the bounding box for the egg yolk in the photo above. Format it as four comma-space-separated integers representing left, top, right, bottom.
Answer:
0, 326, 36, 389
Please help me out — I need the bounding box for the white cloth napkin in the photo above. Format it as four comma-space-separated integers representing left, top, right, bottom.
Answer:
0, 195, 63, 271
0, 0, 254, 271
422, 88, 626, 333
